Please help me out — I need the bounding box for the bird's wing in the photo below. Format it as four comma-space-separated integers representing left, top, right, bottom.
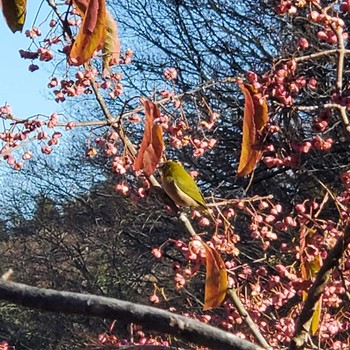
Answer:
175, 170, 206, 208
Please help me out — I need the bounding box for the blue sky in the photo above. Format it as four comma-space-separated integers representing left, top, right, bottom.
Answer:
0, 4, 60, 119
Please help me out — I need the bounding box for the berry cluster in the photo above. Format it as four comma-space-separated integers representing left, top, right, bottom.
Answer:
0, 105, 77, 170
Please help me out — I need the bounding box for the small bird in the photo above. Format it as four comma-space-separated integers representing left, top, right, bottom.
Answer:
160, 160, 207, 210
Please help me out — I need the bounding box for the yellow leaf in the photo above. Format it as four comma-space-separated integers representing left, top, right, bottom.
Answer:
300, 227, 321, 301
1, 0, 27, 32
299, 226, 322, 334
102, 11, 120, 74
311, 296, 322, 335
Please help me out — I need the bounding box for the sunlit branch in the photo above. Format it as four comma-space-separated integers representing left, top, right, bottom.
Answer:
0, 279, 264, 350
2, 78, 235, 129
288, 49, 350, 63
227, 289, 271, 350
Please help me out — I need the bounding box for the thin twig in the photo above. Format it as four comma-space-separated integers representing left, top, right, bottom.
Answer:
294, 49, 350, 63
310, 0, 350, 132
3, 78, 233, 128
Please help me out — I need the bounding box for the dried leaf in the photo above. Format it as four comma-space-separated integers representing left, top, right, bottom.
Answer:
0, 0, 27, 32
237, 83, 256, 176
203, 243, 227, 310
237, 82, 268, 177
311, 296, 322, 335
102, 11, 120, 75
244, 83, 268, 131
301, 255, 322, 302
141, 126, 163, 177
69, 0, 106, 66
300, 228, 321, 300
72, 0, 88, 16
134, 100, 164, 176
86, 147, 97, 157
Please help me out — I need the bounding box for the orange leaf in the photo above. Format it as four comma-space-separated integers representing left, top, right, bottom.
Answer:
69, 0, 106, 66
237, 82, 268, 177
0, 0, 27, 32
72, 0, 88, 17
244, 84, 268, 131
102, 11, 121, 76
134, 100, 164, 176
203, 243, 227, 310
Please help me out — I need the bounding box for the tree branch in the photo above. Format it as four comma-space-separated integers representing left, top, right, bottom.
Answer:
3, 78, 231, 129
289, 223, 350, 349
86, 64, 269, 346
227, 289, 271, 350
0, 280, 263, 350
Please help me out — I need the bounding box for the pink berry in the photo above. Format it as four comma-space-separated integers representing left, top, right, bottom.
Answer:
149, 294, 160, 303
198, 217, 210, 227
151, 248, 162, 259
298, 38, 309, 49
163, 67, 177, 81
295, 203, 306, 213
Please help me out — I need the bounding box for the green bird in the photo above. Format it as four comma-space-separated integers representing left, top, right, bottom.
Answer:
161, 161, 207, 210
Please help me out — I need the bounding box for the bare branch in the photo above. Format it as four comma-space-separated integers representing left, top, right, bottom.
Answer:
3, 78, 232, 128
0, 280, 264, 350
